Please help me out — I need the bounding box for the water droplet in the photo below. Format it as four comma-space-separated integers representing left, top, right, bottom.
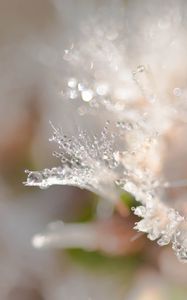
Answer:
32, 234, 46, 248
96, 84, 109, 96
134, 206, 146, 217
173, 87, 182, 97
81, 89, 94, 102
137, 65, 145, 73
124, 181, 137, 194
28, 172, 43, 184
148, 230, 159, 241
39, 183, 49, 190
78, 83, 86, 91
68, 77, 77, 88
63, 49, 73, 61
157, 235, 170, 246
69, 89, 78, 99
116, 121, 133, 130
115, 179, 121, 186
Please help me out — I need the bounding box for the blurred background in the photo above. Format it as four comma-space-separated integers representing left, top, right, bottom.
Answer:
0, 0, 187, 299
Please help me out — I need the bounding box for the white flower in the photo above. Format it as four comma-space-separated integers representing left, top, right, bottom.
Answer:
25, 1, 187, 262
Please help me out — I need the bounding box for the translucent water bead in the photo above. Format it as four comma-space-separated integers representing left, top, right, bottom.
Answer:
137, 65, 145, 73
133, 65, 157, 103
27, 171, 43, 184
173, 87, 182, 97
96, 84, 109, 96
25, 168, 65, 189
81, 89, 94, 102
116, 121, 134, 130
173, 222, 187, 262
68, 78, 78, 88
26, 171, 49, 189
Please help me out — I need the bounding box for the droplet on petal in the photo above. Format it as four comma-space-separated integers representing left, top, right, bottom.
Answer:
173, 87, 182, 97
27, 172, 43, 184
68, 77, 77, 88
81, 89, 94, 102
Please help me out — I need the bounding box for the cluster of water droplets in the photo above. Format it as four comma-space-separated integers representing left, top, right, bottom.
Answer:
25, 122, 124, 201
25, 60, 187, 261
133, 203, 187, 263
24, 5, 187, 262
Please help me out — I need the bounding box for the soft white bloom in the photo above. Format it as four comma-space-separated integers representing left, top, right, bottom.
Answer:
25, 0, 187, 262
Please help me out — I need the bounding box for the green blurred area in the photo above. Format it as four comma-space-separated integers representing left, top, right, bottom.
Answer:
67, 248, 143, 273
120, 191, 140, 210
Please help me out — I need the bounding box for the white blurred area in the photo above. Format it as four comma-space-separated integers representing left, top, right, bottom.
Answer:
0, 0, 187, 299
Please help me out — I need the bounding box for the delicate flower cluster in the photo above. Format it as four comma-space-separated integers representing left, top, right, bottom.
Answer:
134, 204, 187, 263
25, 2, 187, 262
25, 121, 121, 201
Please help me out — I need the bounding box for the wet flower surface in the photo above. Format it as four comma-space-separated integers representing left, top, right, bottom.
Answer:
24, 0, 187, 264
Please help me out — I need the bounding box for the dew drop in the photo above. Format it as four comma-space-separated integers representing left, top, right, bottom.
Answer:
27, 172, 43, 184
63, 49, 72, 61
137, 65, 145, 73
134, 206, 146, 217
157, 236, 170, 246
81, 89, 94, 102
78, 83, 86, 91
39, 183, 49, 190
124, 181, 137, 194
173, 87, 182, 97
96, 84, 109, 96
69, 89, 78, 99
68, 77, 77, 88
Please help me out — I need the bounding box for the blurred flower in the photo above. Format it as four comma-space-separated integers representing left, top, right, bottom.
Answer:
25, 0, 187, 262
32, 217, 145, 256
